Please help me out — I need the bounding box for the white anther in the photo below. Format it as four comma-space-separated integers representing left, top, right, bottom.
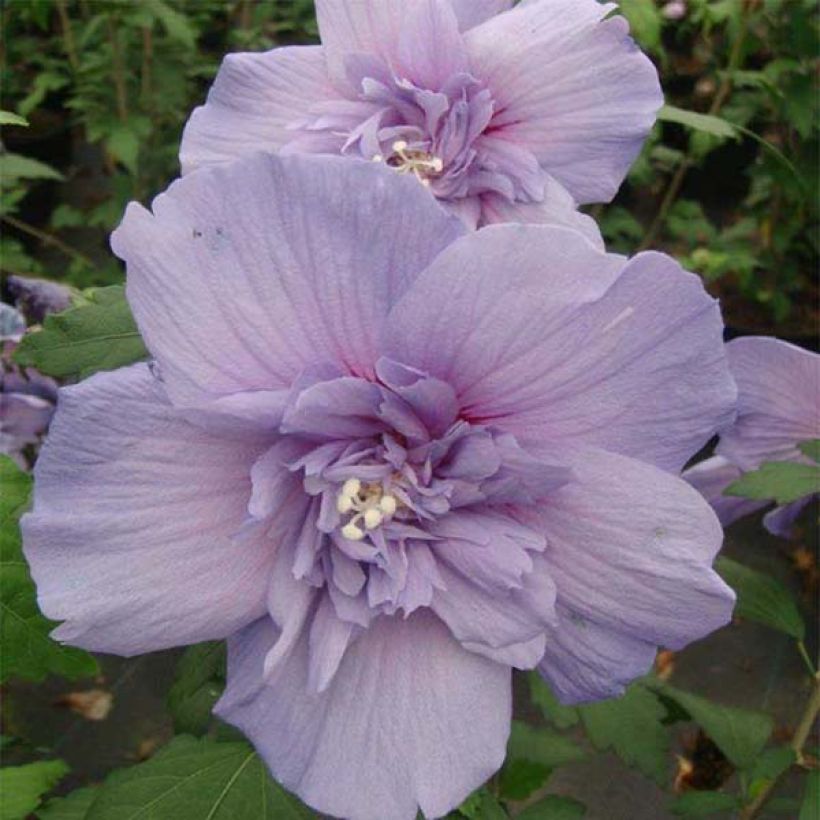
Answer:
342, 478, 361, 498
431, 157, 444, 173
342, 522, 365, 541
372, 154, 383, 163
379, 495, 397, 516
393, 139, 408, 153
337, 494, 354, 514
363, 508, 383, 530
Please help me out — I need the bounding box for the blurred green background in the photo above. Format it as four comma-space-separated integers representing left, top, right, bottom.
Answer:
1, 0, 818, 336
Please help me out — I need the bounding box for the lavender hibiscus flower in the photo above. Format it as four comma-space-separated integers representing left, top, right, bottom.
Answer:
180, 0, 662, 229
24, 155, 735, 820
685, 337, 819, 538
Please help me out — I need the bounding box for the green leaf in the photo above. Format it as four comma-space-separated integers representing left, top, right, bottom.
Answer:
516, 795, 586, 820
725, 461, 820, 505
652, 684, 773, 770
617, 0, 662, 51
578, 684, 669, 784
0, 759, 69, 820
106, 127, 140, 175
716, 557, 805, 639
143, 0, 197, 48
800, 770, 819, 820
658, 105, 739, 139
85, 736, 314, 819
457, 788, 508, 819
167, 641, 226, 735
798, 439, 820, 463
669, 791, 740, 816
37, 787, 99, 819
499, 722, 585, 800
528, 673, 579, 730
14, 286, 148, 380
507, 721, 585, 770
0, 456, 98, 683
0, 111, 28, 127
0, 153, 64, 182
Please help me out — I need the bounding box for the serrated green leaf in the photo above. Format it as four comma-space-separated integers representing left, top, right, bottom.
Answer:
0, 759, 69, 820
0, 456, 97, 683
669, 791, 740, 816
716, 557, 805, 639
578, 684, 669, 784
14, 285, 148, 379
0, 153, 64, 182
652, 684, 773, 770
516, 795, 586, 820
528, 674, 579, 729
658, 105, 739, 139
799, 439, 820, 463
725, 461, 820, 505
167, 641, 226, 735
85, 736, 314, 820
36, 787, 99, 819
800, 770, 819, 820
0, 111, 28, 127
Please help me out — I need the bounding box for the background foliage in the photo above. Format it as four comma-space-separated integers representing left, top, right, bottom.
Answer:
0, 1, 817, 819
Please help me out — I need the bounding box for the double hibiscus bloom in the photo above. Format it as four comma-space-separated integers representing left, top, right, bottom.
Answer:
23, 3, 743, 820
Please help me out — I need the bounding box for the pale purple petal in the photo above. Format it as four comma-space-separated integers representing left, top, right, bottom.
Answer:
465, 0, 662, 203
315, 0, 467, 90
385, 231, 735, 472
180, 47, 338, 174
763, 496, 814, 538
480, 174, 606, 250
217, 610, 511, 820
718, 337, 820, 470
448, 0, 513, 31
534, 446, 734, 656
112, 153, 464, 405
21, 364, 274, 655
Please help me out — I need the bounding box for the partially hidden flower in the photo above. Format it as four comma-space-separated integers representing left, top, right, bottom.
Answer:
0, 303, 58, 469
180, 0, 662, 230
24, 155, 735, 820
685, 337, 819, 538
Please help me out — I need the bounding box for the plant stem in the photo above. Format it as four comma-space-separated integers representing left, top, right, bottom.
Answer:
141, 26, 154, 110
798, 641, 817, 677
638, 2, 753, 251
740, 672, 820, 819
55, 0, 79, 72
2, 215, 94, 269
107, 16, 129, 124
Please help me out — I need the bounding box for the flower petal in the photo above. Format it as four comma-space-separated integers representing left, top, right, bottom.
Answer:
112, 153, 464, 405
180, 46, 338, 174
448, 0, 513, 31
315, 0, 467, 90
21, 364, 273, 655
718, 337, 820, 469
217, 609, 510, 820
385, 237, 735, 473
465, 0, 662, 203
535, 446, 734, 658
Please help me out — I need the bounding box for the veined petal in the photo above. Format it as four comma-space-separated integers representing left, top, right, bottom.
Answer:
21, 364, 273, 655
217, 610, 510, 820
465, 0, 662, 203
112, 153, 464, 406
180, 46, 338, 173
448, 0, 513, 31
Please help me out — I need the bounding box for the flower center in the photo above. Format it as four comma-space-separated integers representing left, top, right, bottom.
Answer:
374, 140, 444, 187
336, 477, 399, 541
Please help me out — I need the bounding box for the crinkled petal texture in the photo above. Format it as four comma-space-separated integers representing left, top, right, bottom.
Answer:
21, 364, 275, 655
33, 155, 738, 820
180, 0, 661, 225
112, 154, 464, 405
179, 47, 339, 173
383, 224, 737, 473
717, 337, 819, 469
465, 0, 663, 203
217, 610, 510, 820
